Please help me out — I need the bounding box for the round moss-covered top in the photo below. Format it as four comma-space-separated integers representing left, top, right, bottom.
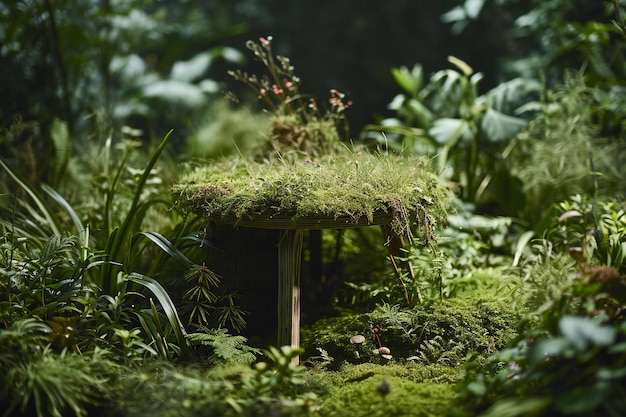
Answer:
173, 152, 447, 242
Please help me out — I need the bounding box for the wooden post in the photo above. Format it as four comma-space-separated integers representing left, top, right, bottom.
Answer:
277, 229, 304, 363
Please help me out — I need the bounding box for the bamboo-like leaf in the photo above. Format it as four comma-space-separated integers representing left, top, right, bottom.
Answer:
107, 130, 173, 267
137, 231, 194, 268
390, 65, 423, 97
41, 184, 84, 234
125, 272, 191, 359
100, 227, 119, 294
448, 55, 473, 76
512, 230, 535, 267
0, 158, 62, 236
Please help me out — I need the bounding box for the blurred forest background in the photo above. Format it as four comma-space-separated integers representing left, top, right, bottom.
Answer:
1, 0, 620, 168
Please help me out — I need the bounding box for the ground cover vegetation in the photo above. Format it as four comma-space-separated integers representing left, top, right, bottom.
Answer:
1, 0, 626, 416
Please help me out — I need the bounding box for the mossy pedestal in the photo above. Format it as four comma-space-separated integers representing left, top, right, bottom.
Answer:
173, 154, 446, 363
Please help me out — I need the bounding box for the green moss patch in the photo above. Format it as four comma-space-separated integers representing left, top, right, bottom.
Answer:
317, 374, 456, 417
302, 294, 522, 368
173, 152, 447, 242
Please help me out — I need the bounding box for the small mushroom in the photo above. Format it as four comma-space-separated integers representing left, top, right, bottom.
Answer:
378, 346, 391, 355
381, 354, 393, 361
350, 334, 366, 344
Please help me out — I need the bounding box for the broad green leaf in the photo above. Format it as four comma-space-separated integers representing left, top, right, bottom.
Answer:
391, 65, 423, 96
486, 78, 540, 112
480, 108, 527, 142
528, 337, 571, 365
171, 51, 212, 82
143, 80, 206, 107
480, 397, 551, 417
464, 0, 486, 19
405, 98, 434, 128
429, 118, 471, 145
559, 315, 616, 350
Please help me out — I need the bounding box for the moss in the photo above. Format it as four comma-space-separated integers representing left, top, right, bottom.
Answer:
302, 294, 522, 368
316, 374, 456, 417
173, 151, 447, 242
331, 363, 462, 385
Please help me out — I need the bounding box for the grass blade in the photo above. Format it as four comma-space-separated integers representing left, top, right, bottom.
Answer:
0, 158, 61, 236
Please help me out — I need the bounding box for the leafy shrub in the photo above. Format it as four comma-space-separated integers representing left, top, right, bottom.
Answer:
0, 319, 120, 417
458, 255, 626, 417
512, 75, 624, 225
108, 346, 318, 417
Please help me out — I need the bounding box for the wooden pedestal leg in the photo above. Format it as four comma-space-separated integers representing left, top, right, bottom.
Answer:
277, 229, 304, 364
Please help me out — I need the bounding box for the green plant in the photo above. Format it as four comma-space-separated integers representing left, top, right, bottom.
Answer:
512, 75, 624, 225
458, 281, 626, 417
0, 318, 121, 417
228, 36, 352, 157
542, 194, 626, 273
188, 327, 261, 366
0, 130, 203, 359
363, 57, 537, 214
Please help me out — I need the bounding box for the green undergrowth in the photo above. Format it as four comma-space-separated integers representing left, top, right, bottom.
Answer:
173, 151, 447, 241
302, 282, 524, 370
318, 362, 463, 386
316, 372, 456, 417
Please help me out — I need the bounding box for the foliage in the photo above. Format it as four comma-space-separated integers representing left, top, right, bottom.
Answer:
0, 318, 120, 417
188, 327, 261, 366
107, 345, 318, 417
457, 207, 626, 416
185, 101, 271, 159
0, 0, 245, 162
302, 291, 522, 369
458, 275, 626, 417
363, 57, 538, 213
540, 194, 626, 273
228, 36, 352, 157
0, 130, 200, 359
174, 151, 447, 245
511, 75, 625, 225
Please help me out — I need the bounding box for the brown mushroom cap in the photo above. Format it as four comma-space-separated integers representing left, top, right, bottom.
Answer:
378, 347, 391, 355
350, 335, 366, 344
